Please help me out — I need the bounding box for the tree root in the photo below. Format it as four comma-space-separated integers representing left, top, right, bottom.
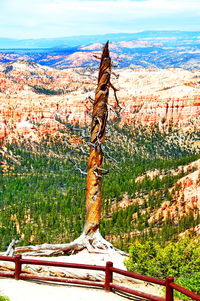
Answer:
15, 231, 127, 256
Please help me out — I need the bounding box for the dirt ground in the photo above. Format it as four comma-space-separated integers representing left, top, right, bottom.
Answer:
0, 277, 163, 301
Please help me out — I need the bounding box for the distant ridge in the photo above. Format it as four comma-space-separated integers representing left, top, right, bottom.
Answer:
0, 31, 200, 49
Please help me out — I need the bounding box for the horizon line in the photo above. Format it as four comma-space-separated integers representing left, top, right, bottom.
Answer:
1, 29, 200, 41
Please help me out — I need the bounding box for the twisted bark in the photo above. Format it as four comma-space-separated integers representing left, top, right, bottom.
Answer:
84, 41, 111, 235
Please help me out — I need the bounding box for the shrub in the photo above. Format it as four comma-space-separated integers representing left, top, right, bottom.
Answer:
0, 296, 11, 301
176, 272, 200, 300
125, 235, 200, 298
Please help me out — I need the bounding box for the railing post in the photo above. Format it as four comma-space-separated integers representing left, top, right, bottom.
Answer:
15, 254, 22, 280
166, 276, 174, 301
105, 261, 113, 292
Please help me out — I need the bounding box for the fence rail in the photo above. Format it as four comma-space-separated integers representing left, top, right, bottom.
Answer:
110, 266, 166, 286
0, 255, 199, 301
110, 283, 165, 301
170, 282, 200, 301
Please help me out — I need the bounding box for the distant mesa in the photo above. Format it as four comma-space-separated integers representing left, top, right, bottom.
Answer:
0, 30, 199, 49
0, 31, 199, 70
80, 43, 104, 51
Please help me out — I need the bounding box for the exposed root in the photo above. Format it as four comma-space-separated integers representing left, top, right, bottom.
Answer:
15, 230, 127, 256
4, 238, 19, 256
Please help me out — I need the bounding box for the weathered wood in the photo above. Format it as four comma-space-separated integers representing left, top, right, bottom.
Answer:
105, 261, 113, 291
84, 41, 111, 235
4, 239, 19, 256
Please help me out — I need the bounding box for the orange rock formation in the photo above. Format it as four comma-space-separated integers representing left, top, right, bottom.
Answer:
0, 63, 199, 141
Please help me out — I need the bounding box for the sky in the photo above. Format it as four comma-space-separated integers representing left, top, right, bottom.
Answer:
0, 0, 200, 39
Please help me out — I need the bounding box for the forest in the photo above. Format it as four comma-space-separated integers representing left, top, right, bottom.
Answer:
0, 123, 199, 252
1, 120, 200, 297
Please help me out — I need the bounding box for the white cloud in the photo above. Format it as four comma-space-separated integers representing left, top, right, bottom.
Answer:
0, 0, 199, 38
31, 0, 200, 17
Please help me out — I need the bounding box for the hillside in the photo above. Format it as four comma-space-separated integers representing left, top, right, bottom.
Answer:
0, 121, 199, 251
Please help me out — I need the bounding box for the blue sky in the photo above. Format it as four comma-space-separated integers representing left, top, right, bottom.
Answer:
0, 0, 200, 39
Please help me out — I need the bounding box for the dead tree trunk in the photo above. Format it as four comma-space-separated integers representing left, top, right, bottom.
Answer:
84, 41, 111, 235
14, 42, 125, 256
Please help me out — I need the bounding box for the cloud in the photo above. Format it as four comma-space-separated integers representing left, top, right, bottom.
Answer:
0, 0, 199, 38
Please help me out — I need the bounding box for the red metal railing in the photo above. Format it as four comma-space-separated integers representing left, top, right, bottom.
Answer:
0, 255, 199, 301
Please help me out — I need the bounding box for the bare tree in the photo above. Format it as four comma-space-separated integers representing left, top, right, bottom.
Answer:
14, 41, 124, 256
84, 41, 110, 235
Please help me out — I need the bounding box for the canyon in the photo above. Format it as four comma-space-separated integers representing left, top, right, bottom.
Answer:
0, 40, 199, 250
0, 60, 199, 142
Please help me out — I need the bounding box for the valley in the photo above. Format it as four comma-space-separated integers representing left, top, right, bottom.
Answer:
0, 35, 199, 296
0, 57, 200, 249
